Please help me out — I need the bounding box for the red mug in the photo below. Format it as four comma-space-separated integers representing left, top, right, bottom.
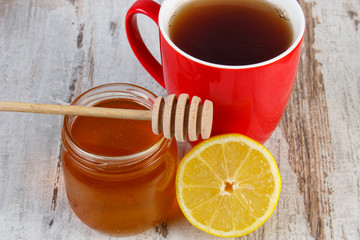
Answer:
126, 0, 305, 144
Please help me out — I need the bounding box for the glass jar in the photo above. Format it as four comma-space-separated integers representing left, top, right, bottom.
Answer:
61, 83, 178, 235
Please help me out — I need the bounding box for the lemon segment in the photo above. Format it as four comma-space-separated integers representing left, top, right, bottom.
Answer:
176, 134, 281, 238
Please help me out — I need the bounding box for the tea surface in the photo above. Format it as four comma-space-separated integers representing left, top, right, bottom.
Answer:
169, 0, 293, 65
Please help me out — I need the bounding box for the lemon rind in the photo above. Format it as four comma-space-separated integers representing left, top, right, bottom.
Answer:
176, 134, 281, 238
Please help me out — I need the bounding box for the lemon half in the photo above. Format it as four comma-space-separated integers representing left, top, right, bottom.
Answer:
176, 134, 281, 237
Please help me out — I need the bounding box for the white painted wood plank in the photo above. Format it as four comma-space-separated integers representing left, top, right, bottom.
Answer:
310, 0, 360, 239
0, 0, 359, 239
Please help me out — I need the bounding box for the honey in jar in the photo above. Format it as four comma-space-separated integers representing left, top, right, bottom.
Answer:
61, 83, 178, 235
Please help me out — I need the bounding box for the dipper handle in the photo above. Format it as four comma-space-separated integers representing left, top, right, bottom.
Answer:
0, 94, 213, 142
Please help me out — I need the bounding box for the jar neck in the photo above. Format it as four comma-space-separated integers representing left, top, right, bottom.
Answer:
61, 83, 172, 174
62, 127, 170, 174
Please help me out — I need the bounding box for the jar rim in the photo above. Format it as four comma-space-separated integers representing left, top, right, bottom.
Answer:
62, 83, 170, 166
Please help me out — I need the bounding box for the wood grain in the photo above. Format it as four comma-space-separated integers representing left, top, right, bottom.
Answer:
278, 1, 360, 239
279, 1, 335, 238
0, 0, 359, 239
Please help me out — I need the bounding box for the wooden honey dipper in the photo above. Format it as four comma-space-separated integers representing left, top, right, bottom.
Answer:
0, 94, 213, 142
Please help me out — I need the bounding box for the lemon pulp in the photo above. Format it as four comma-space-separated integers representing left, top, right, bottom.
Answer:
176, 134, 281, 237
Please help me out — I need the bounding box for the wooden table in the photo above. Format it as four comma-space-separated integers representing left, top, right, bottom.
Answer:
1, 0, 359, 239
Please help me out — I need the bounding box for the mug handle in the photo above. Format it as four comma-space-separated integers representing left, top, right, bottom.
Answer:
125, 0, 165, 88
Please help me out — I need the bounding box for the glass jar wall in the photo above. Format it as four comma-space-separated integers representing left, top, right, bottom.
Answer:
61, 83, 178, 235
